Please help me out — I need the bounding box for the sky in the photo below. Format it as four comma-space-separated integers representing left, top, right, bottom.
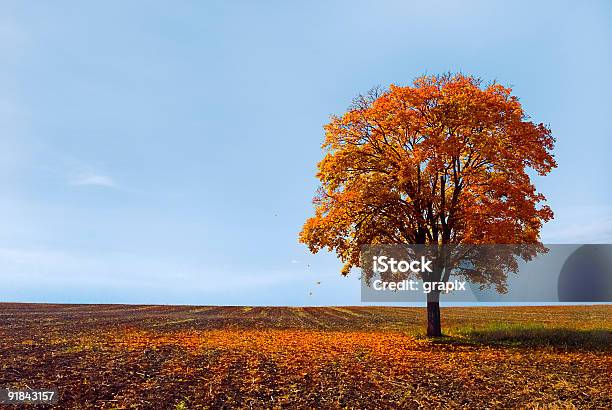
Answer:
1, 1, 611, 305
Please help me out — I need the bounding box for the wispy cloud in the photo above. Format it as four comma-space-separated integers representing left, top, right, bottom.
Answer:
69, 172, 117, 188
542, 205, 612, 243
0, 246, 337, 305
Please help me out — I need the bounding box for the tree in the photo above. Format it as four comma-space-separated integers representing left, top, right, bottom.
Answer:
299, 73, 556, 336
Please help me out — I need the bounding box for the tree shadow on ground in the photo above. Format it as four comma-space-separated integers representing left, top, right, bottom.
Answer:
431, 325, 611, 351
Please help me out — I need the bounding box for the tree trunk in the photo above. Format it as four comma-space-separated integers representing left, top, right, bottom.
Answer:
426, 292, 442, 337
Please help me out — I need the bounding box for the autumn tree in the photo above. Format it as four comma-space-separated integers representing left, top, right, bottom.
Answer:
300, 73, 556, 337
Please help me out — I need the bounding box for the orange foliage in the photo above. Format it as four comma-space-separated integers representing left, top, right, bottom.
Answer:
300, 73, 556, 275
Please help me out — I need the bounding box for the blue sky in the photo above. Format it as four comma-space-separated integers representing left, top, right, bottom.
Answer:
1, 1, 611, 305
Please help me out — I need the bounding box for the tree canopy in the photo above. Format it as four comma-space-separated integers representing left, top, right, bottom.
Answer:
300, 74, 556, 277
